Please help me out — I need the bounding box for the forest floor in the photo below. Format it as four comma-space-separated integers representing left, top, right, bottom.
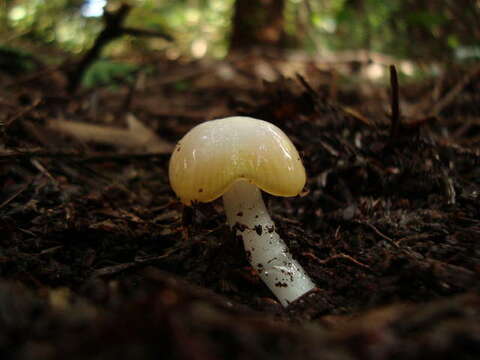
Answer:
0, 54, 479, 360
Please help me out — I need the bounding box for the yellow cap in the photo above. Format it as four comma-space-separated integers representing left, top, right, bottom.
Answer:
169, 116, 306, 205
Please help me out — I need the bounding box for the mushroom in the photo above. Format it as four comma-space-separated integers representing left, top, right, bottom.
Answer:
169, 116, 316, 306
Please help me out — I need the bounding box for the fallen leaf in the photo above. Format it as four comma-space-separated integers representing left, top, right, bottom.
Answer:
46, 113, 173, 153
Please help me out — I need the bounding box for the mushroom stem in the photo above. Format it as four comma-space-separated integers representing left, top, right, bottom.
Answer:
223, 180, 316, 307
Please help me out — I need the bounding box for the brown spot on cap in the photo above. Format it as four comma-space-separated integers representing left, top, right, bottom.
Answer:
254, 225, 262, 236
267, 257, 277, 264
234, 223, 248, 232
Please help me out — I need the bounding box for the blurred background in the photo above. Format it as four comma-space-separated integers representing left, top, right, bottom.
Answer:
2, 0, 480, 85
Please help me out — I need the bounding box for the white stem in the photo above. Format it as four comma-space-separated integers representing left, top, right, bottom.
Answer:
223, 180, 316, 307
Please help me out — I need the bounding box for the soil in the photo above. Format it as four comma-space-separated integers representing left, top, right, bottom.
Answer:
0, 57, 479, 360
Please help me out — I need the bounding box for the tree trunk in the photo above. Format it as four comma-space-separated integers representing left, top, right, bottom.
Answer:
229, 0, 285, 54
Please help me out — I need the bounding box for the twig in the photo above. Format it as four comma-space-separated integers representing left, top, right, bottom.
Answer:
39, 246, 64, 256
93, 262, 135, 277
442, 169, 456, 205
66, 3, 173, 93
341, 106, 373, 127
4, 98, 42, 129
0, 182, 30, 210
394, 233, 435, 246
389, 65, 400, 139
93, 248, 180, 277
31, 159, 58, 185
67, 4, 132, 93
302, 252, 370, 269
296, 73, 317, 98
360, 221, 399, 248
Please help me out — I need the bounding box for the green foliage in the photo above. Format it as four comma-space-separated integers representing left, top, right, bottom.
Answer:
82, 59, 140, 88
5, 0, 100, 52
125, 0, 233, 58
294, 0, 480, 61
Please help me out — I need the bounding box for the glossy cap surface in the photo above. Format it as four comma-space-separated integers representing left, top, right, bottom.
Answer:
169, 116, 306, 205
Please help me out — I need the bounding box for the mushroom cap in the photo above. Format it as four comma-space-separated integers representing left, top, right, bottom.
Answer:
169, 116, 306, 205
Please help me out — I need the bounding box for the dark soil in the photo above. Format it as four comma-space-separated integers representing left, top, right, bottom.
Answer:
0, 58, 479, 360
